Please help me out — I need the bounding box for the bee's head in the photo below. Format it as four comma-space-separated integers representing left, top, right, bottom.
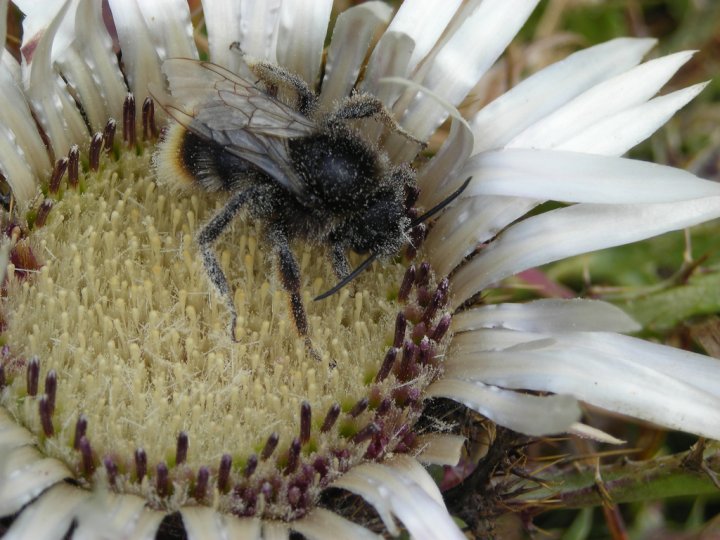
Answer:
346, 191, 409, 257
317, 177, 472, 301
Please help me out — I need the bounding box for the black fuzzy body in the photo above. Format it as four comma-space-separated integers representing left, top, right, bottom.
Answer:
155, 56, 421, 345
179, 126, 409, 257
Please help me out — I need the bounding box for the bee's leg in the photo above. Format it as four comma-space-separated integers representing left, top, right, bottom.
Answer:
331, 93, 426, 148
251, 62, 318, 116
330, 243, 351, 280
268, 227, 321, 362
197, 188, 258, 341
229, 42, 317, 115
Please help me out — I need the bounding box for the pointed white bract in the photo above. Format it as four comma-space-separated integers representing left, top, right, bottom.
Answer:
180, 506, 262, 540
415, 433, 467, 466
0, 0, 56, 202
22, 0, 88, 159
263, 521, 291, 540
557, 82, 708, 155
276, 0, 333, 86
291, 509, 381, 540
18, 0, 127, 132
320, 2, 393, 108
334, 456, 466, 540
459, 149, 720, 203
444, 329, 720, 439
507, 51, 697, 150
449, 196, 720, 306
452, 299, 641, 334
0, 409, 72, 515
72, 493, 165, 540
426, 378, 583, 436
108, 0, 194, 116
57, 0, 127, 131
384, 0, 461, 73
471, 37, 657, 153
398, 0, 541, 141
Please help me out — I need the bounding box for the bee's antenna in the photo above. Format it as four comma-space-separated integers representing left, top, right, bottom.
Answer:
314, 176, 472, 301
408, 176, 471, 229
314, 253, 378, 301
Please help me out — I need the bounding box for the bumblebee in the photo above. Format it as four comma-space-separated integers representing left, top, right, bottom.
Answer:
152, 53, 465, 352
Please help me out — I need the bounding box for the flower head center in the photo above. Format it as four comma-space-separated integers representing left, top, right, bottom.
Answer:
0, 131, 449, 518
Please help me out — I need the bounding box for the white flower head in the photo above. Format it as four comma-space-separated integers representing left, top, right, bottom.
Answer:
0, 0, 719, 538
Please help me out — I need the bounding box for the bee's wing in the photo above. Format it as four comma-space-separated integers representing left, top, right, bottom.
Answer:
153, 58, 316, 199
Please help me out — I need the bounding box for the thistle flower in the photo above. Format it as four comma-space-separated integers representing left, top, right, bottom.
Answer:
1, 0, 720, 538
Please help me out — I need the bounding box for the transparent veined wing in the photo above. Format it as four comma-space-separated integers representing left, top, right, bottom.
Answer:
152, 58, 317, 200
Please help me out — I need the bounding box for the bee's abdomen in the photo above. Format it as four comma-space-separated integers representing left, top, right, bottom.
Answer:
155, 123, 260, 192
183, 130, 261, 191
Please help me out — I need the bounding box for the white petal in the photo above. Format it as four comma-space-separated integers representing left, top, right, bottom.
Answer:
426, 195, 537, 277
0, 0, 20, 83
425, 378, 581, 436
0, 408, 33, 449
415, 433, 466, 466
416, 103, 475, 208
16, 0, 74, 61
128, 0, 196, 60
449, 197, 720, 307
569, 423, 625, 445
1, 53, 20, 84
203, 0, 283, 69
470, 37, 657, 153
55, 0, 127, 131
388, 454, 446, 507
73, 493, 160, 540
263, 521, 290, 540
20, 0, 126, 131
292, 508, 380, 540
384, 0, 462, 73
452, 299, 641, 334
459, 150, 720, 203
562, 332, 720, 396
181, 506, 226, 540
319, 2, 393, 108
333, 467, 398, 536
3, 483, 89, 540
128, 509, 167, 540
201, 0, 241, 69
360, 31, 416, 106
236, 1, 282, 63
556, 83, 708, 156
0, 124, 39, 204
108, 0, 195, 108
181, 506, 261, 540
445, 331, 720, 439
397, 0, 537, 140
428, 149, 720, 278
508, 51, 695, 150
275, 0, 332, 87
0, 58, 51, 185
0, 444, 71, 515
333, 456, 465, 540
223, 516, 261, 539
24, 0, 88, 159
450, 329, 555, 353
